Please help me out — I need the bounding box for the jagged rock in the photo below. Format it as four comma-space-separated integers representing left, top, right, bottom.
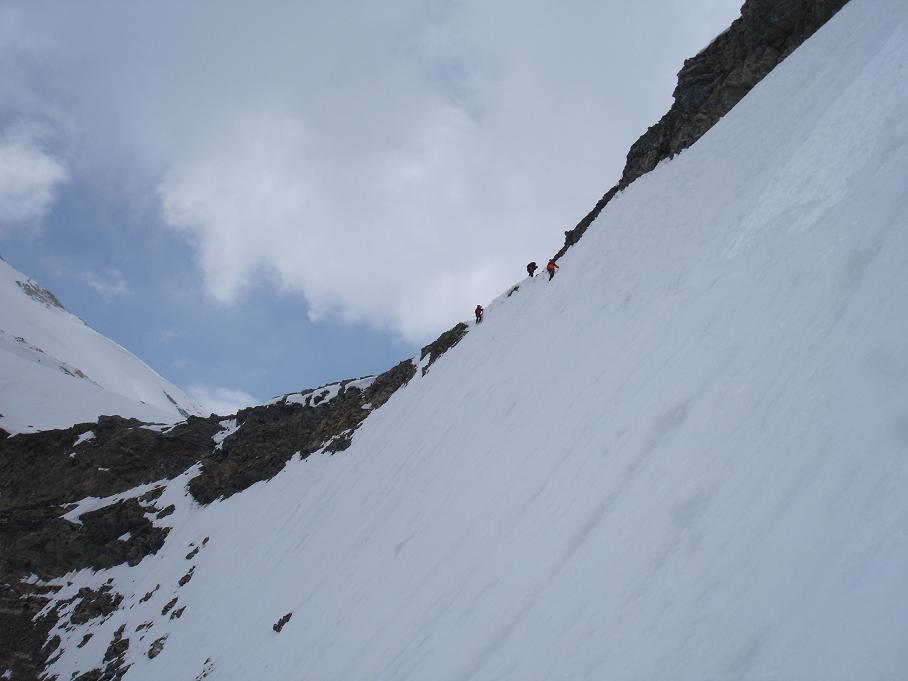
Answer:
170, 606, 186, 620
178, 567, 195, 586
70, 586, 124, 625
554, 0, 849, 260
16, 278, 64, 309
186, 546, 200, 560
156, 504, 176, 519
78, 632, 94, 648
147, 635, 167, 659
41, 633, 61, 659
139, 585, 159, 603
138, 486, 165, 503
273, 612, 293, 632
0, 581, 59, 680
101, 623, 130, 679
0, 415, 220, 510
420, 323, 469, 376
161, 597, 178, 616
188, 358, 416, 504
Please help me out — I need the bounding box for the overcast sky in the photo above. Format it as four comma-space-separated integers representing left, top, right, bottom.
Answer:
0, 0, 743, 413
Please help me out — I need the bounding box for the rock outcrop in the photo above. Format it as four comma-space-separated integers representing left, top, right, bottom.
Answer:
0, 349, 420, 678
554, 0, 849, 260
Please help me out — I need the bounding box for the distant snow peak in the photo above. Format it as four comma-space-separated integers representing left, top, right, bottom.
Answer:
0, 257, 204, 432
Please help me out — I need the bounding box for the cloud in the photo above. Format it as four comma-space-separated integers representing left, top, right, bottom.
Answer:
0, 0, 743, 341
0, 126, 67, 231
158, 328, 180, 343
186, 384, 259, 417
82, 268, 129, 302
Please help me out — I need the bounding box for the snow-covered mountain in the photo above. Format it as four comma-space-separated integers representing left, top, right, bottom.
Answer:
0, 257, 203, 434
4, 0, 908, 679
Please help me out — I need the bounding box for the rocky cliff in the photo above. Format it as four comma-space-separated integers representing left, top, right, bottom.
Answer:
554, 0, 849, 259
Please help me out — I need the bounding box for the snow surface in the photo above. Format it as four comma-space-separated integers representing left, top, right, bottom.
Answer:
211, 418, 239, 450
73, 430, 95, 446
39, 1, 908, 679
0, 258, 203, 433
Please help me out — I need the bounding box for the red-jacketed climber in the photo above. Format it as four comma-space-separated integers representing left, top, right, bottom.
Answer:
546, 259, 559, 280
475, 305, 484, 324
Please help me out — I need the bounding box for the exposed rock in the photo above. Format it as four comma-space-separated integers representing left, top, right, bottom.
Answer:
70, 586, 124, 625
103, 624, 129, 663
0, 415, 220, 512
78, 632, 94, 648
186, 546, 200, 560
420, 323, 469, 377
0, 581, 59, 680
178, 567, 195, 586
41, 633, 61, 659
139, 486, 165, 504
147, 635, 167, 659
188, 358, 416, 504
170, 606, 186, 620
155, 504, 176, 519
554, 0, 849, 260
273, 612, 293, 632
161, 597, 178, 616
17, 278, 65, 309
179, 565, 195, 586
139, 585, 159, 603
95, 623, 132, 679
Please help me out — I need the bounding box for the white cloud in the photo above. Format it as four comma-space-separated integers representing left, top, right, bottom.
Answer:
82, 268, 129, 302
0, 0, 743, 341
187, 384, 259, 417
0, 127, 67, 230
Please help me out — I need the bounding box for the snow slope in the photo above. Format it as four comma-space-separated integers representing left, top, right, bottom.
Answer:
0, 258, 203, 433
40, 0, 908, 678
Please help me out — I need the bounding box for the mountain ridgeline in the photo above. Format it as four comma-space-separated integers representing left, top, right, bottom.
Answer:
0, 0, 876, 679
554, 0, 848, 259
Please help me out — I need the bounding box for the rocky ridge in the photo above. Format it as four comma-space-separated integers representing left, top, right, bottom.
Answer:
554, 0, 849, 260
0, 324, 461, 679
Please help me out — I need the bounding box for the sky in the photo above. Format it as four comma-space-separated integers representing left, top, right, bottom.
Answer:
0, 0, 743, 413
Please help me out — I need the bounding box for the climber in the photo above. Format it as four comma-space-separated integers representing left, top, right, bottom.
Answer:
527, 261, 538, 277
546, 259, 559, 281
475, 304, 484, 324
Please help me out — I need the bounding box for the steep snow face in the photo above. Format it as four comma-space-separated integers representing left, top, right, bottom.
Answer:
40, 0, 908, 679
0, 258, 203, 433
